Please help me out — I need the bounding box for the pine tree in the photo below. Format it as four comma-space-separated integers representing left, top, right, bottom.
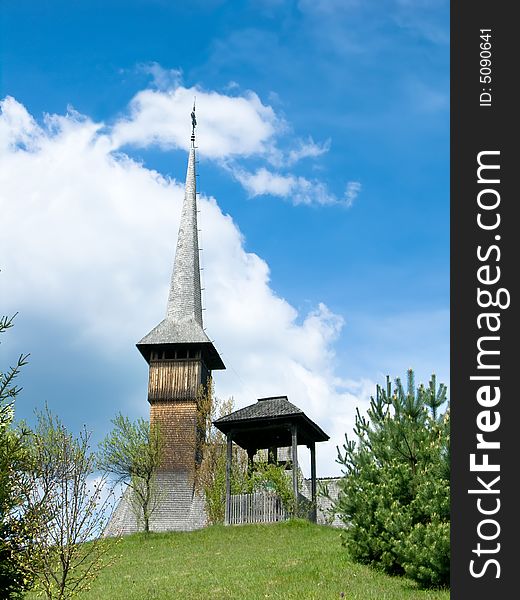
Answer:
333, 369, 450, 587
0, 313, 36, 598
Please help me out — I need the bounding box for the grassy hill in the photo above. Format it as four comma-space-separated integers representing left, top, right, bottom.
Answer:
44, 520, 450, 599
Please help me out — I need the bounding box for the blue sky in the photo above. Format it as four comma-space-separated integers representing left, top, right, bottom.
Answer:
0, 0, 449, 475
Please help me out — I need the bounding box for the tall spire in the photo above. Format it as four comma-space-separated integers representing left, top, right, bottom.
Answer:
166, 100, 202, 325
137, 103, 225, 370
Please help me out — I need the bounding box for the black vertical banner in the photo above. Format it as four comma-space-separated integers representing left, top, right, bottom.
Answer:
451, 2, 517, 598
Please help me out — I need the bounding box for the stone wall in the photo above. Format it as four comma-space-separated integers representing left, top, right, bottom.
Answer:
303, 477, 344, 528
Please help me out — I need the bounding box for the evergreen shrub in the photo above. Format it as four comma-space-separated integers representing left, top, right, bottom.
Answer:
333, 370, 450, 588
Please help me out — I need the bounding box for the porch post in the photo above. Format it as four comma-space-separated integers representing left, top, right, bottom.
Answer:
247, 447, 256, 477
310, 441, 317, 523
225, 433, 233, 525
291, 423, 298, 515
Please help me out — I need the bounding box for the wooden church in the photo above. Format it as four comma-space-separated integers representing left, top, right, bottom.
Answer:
106, 107, 224, 534
105, 108, 336, 535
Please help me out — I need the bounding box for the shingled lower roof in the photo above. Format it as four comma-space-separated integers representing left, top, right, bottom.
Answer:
215, 396, 303, 423
138, 317, 210, 346
214, 396, 329, 448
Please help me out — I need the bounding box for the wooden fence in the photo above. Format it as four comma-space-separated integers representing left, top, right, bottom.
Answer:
227, 492, 287, 525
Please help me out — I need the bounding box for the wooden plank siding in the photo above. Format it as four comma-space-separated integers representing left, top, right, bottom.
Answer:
148, 359, 208, 402
147, 358, 210, 473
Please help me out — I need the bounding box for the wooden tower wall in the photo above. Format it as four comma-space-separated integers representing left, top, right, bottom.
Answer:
148, 359, 209, 402
148, 356, 210, 473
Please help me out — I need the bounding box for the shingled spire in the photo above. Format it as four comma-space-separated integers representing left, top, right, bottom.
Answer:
137, 104, 225, 370
166, 118, 203, 326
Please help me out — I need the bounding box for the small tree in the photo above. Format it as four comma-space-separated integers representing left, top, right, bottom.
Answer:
333, 369, 450, 588
98, 414, 163, 533
0, 313, 38, 599
196, 384, 297, 522
245, 458, 296, 515
28, 408, 114, 600
196, 386, 248, 525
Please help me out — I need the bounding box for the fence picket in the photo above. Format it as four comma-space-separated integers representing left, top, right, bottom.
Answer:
228, 492, 287, 525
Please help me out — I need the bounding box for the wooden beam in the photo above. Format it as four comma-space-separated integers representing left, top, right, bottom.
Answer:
225, 433, 233, 525
247, 448, 255, 477
291, 424, 298, 515
310, 442, 317, 523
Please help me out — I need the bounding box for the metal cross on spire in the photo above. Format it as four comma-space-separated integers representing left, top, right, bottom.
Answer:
190, 98, 197, 144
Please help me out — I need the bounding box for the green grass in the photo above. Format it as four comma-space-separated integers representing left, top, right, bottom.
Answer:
36, 520, 450, 599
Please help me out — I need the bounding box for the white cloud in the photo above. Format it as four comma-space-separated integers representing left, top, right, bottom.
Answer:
108, 69, 359, 207
0, 95, 40, 151
344, 180, 361, 206
112, 85, 281, 159
0, 96, 367, 475
287, 137, 331, 165
232, 166, 355, 207
233, 167, 295, 197
137, 62, 183, 91
0, 98, 176, 346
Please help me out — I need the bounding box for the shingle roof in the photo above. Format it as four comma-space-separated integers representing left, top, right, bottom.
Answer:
215, 396, 303, 423
213, 396, 329, 447
165, 144, 203, 328
138, 143, 206, 347
137, 317, 210, 346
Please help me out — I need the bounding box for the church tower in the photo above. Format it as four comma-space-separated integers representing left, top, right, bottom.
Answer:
137, 105, 225, 477
105, 107, 226, 535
